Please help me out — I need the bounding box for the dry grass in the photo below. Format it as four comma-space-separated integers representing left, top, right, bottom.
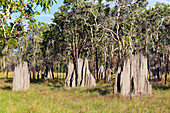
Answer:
0, 72, 169, 113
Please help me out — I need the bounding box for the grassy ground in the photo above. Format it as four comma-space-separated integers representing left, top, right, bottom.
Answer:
0, 73, 169, 113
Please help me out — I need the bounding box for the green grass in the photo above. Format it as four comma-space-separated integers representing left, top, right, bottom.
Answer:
0, 73, 169, 113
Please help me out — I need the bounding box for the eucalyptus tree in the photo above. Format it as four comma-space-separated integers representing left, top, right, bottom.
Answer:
2, 41, 17, 79
142, 3, 170, 82
40, 23, 64, 79
0, 0, 56, 56
54, 0, 112, 84
101, 0, 148, 67
20, 22, 45, 80
54, 1, 84, 85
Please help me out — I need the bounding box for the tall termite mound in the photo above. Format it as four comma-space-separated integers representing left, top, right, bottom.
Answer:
65, 58, 96, 87
12, 62, 30, 91
114, 54, 152, 96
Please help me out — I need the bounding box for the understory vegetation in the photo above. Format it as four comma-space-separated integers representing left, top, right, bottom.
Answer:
0, 73, 169, 113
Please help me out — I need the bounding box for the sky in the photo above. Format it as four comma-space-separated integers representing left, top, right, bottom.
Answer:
16, 0, 170, 24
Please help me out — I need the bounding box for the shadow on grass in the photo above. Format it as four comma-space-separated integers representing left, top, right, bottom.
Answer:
30, 78, 64, 83
30, 79, 45, 84
30, 78, 64, 89
5, 79, 13, 83
0, 77, 13, 80
1, 86, 12, 90
151, 80, 170, 90
86, 87, 111, 96
152, 85, 170, 90
82, 84, 113, 96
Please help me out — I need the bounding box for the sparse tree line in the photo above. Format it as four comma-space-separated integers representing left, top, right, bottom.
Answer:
0, 0, 169, 85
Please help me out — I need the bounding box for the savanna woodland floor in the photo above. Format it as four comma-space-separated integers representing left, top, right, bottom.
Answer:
0, 72, 170, 113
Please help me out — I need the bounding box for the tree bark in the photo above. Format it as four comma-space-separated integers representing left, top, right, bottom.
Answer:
63, 65, 65, 80
73, 35, 79, 86
51, 66, 54, 80
60, 63, 61, 79
3, 56, 7, 79
90, 26, 95, 79
148, 52, 151, 81
57, 63, 58, 79
37, 71, 39, 80
165, 52, 169, 84
71, 27, 79, 87
32, 58, 36, 81
95, 47, 99, 82
45, 66, 48, 78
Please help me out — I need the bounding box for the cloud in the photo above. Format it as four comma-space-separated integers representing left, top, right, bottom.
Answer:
36, 14, 54, 18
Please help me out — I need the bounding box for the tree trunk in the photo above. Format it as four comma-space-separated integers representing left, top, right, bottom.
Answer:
95, 47, 99, 82
92, 46, 95, 79
60, 63, 61, 79
63, 65, 65, 80
57, 63, 58, 79
90, 26, 95, 79
32, 59, 36, 81
105, 56, 109, 83
148, 53, 151, 81
37, 71, 39, 80
51, 66, 54, 80
3, 56, 8, 79
105, 40, 110, 83
29, 70, 32, 80
45, 66, 48, 78
33, 70, 35, 81
165, 52, 169, 84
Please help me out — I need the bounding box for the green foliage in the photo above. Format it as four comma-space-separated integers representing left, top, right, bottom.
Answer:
0, 0, 56, 56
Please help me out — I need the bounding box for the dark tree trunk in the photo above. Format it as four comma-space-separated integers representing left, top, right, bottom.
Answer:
37, 71, 39, 80
147, 52, 151, 81
51, 66, 54, 80
63, 65, 65, 80
165, 52, 169, 84
3, 56, 8, 79
57, 63, 58, 79
74, 28, 79, 87
33, 70, 35, 81
45, 66, 48, 78
29, 71, 31, 80
60, 63, 61, 79
95, 47, 99, 82
41, 70, 44, 79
